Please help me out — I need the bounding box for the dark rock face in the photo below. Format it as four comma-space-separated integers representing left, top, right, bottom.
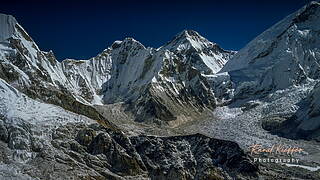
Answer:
0, 118, 8, 142
76, 128, 96, 146
0, 121, 258, 179
50, 123, 257, 179
49, 123, 146, 179
88, 134, 147, 176
8, 126, 31, 151
131, 134, 258, 180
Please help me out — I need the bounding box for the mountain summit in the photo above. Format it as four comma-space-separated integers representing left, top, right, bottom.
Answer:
163, 30, 236, 74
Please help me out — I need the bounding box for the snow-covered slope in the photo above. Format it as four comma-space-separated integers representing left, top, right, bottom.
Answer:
61, 49, 112, 105
102, 38, 154, 103
0, 78, 93, 162
102, 30, 234, 103
218, 1, 320, 99
0, 77, 259, 179
163, 30, 235, 74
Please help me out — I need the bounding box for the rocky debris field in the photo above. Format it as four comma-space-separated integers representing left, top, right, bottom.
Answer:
0, 117, 259, 180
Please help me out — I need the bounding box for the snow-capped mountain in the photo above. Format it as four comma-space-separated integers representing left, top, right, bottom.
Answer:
162, 30, 236, 74
0, 13, 234, 125
0, 13, 114, 124
102, 31, 234, 124
200, 2, 320, 143
0, 13, 112, 104
218, 1, 320, 99
0, 17, 256, 178
1, 1, 320, 138
0, 22, 255, 178
1, 1, 320, 179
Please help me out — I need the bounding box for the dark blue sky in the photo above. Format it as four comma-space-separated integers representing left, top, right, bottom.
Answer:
1, 0, 314, 60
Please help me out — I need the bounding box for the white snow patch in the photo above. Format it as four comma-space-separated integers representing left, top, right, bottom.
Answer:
284, 164, 320, 172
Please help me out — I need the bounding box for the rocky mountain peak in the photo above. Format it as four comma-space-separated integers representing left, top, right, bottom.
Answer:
214, 0, 320, 103
293, 1, 320, 23
160, 30, 235, 74
118, 37, 146, 50
177, 29, 203, 39
108, 38, 147, 55
163, 29, 214, 52
221, 1, 320, 74
110, 40, 122, 49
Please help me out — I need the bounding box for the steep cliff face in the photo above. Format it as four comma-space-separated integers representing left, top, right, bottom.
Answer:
218, 1, 320, 100
126, 53, 216, 124
61, 49, 112, 105
101, 38, 154, 104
